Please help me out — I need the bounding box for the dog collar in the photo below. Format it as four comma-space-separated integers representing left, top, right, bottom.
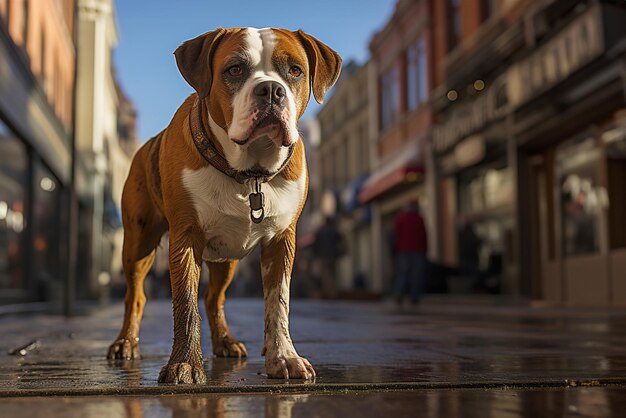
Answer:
189, 97, 295, 223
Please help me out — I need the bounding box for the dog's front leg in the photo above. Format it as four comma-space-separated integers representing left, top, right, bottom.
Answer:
158, 227, 207, 384
261, 227, 315, 380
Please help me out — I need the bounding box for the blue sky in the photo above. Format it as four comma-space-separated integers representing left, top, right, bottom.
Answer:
113, 0, 396, 141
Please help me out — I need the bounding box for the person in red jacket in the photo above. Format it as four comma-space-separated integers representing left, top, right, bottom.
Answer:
393, 199, 428, 306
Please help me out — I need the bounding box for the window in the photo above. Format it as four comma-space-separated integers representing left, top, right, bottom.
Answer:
407, 36, 428, 111
32, 161, 62, 291
447, 0, 461, 51
558, 139, 600, 257
0, 122, 29, 291
380, 65, 400, 131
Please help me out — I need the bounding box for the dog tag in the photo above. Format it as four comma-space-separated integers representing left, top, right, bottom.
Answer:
249, 192, 264, 211
249, 179, 265, 223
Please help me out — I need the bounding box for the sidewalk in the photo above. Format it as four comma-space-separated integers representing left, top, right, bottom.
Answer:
1, 298, 626, 417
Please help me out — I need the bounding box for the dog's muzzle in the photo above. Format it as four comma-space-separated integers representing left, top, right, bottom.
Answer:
253, 81, 286, 108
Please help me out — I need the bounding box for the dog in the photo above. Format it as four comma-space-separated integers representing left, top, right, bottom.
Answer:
106, 27, 341, 384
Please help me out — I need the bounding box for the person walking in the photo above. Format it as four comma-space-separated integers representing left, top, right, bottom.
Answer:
313, 217, 346, 298
392, 199, 428, 307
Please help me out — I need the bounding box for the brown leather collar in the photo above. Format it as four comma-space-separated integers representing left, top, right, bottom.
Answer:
189, 97, 295, 185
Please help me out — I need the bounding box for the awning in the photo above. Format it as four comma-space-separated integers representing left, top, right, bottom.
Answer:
358, 165, 423, 203
358, 144, 424, 203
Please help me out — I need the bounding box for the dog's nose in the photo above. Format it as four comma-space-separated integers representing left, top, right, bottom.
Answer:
253, 81, 286, 106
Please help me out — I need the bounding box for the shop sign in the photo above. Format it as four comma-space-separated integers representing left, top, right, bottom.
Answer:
433, 5, 605, 156
507, 5, 604, 110
454, 135, 486, 169
433, 74, 509, 155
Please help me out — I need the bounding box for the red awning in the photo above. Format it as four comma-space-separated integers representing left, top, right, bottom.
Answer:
358, 165, 424, 203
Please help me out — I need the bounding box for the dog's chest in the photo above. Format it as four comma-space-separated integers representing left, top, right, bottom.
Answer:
181, 166, 305, 262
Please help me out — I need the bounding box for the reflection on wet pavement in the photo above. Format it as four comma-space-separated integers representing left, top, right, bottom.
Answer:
1, 299, 626, 410
2, 300, 626, 393
0, 387, 622, 418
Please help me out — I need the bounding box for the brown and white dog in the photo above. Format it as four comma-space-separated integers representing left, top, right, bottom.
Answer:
106, 27, 341, 384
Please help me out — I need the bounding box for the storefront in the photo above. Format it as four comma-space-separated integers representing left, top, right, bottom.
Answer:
359, 142, 428, 293
0, 22, 70, 306
433, 1, 626, 304
433, 61, 518, 295
515, 2, 626, 306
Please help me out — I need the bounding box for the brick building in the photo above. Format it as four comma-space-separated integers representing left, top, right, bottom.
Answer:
430, 0, 626, 305
0, 0, 76, 307
360, 0, 434, 292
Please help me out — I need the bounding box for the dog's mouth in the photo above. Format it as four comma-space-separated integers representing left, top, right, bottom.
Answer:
232, 108, 290, 146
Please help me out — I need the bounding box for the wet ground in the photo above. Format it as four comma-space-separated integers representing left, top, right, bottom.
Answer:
1, 298, 626, 416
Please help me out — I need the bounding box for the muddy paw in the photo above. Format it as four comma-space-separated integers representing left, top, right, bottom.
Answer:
266, 355, 316, 380
213, 336, 248, 358
158, 362, 207, 384
107, 337, 140, 360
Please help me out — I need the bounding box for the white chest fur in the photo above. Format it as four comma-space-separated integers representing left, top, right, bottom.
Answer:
181, 162, 306, 262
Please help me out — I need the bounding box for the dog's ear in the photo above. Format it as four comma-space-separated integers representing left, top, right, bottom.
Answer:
174, 28, 226, 98
296, 30, 342, 104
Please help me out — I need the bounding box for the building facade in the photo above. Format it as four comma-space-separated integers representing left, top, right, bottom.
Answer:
75, 0, 137, 301
315, 61, 374, 295
361, 0, 434, 293
430, 0, 626, 305
0, 0, 75, 307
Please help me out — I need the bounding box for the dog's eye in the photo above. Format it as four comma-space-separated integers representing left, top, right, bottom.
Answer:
227, 65, 243, 77
288, 66, 303, 78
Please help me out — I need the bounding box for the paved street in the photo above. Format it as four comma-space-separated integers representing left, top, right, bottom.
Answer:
1, 298, 626, 417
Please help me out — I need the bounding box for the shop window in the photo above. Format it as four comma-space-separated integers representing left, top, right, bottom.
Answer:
407, 36, 428, 111
457, 162, 514, 294
558, 139, 601, 257
380, 65, 400, 132
459, 164, 512, 214
0, 122, 29, 291
32, 161, 62, 297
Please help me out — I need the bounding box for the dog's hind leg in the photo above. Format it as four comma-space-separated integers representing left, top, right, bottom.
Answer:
205, 260, 248, 358
107, 153, 166, 360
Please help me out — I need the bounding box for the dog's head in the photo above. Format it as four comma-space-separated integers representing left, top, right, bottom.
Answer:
175, 27, 341, 173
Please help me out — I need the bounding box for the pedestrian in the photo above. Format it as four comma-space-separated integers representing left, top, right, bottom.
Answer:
313, 217, 346, 298
392, 199, 428, 307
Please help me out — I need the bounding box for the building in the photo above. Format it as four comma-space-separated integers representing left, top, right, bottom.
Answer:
430, 0, 626, 305
315, 60, 374, 295
361, 0, 434, 293
0, 0, 76, 308
75, 0, 137, 301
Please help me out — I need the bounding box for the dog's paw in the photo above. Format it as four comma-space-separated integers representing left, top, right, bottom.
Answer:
213, 336, 248, 358
158, 362, 207, 384
107, 337, 140, 360
266, 355, 316, 380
